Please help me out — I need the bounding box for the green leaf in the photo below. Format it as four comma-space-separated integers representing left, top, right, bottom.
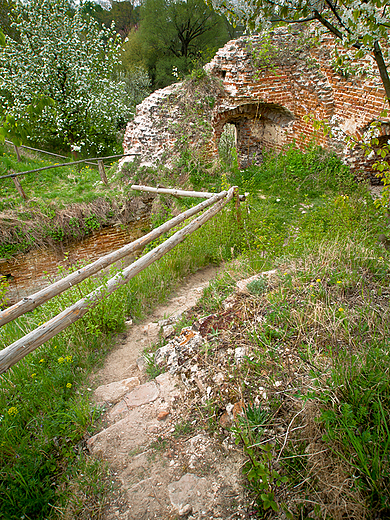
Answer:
362, 34, 372, 46
0, 31, 5, 47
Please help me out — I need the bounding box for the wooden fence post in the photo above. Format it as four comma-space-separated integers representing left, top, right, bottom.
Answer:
98, 159, 108, 185
12, 175, 27, 200
13, 144, 21, 162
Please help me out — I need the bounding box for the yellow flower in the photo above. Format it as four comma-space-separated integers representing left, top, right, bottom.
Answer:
316, 279, 321, 282
336, 281, 342, 284
31, 373, 36, 378
7, 407, 18, 416
58, 357, 65, 363
310, 284, 314, 287
338, 307, 344, 312
66, 383, 72, 388
65, 355, 72, 363
39, 359, 44, 363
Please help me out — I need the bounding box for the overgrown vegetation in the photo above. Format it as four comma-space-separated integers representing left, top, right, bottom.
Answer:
1, 139, 389, 519
0, 181, 242, 519
143, 143, 389, 518
0, 143, 152, 258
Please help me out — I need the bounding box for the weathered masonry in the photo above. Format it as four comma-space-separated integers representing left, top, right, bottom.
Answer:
123, 28, 390, 177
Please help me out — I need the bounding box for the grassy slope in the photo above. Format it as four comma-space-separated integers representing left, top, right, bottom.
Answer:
1, 144, 389, 519
0, 144, 136, 258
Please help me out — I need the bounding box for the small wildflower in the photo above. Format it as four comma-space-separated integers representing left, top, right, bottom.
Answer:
54, 345, 57, 349
7, 407, 18, 416
66, 383, 72, 389
39, 359, 44, 363
338, 307, 344, 312
58, 357, 65, 363
310, 284, 314, 287
31, 373, 36, 378
65, 355, 72, 363
337, 281, 342, 284
316, 279, 321, 282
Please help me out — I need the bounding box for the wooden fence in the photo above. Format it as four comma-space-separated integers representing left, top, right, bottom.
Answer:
0, 146, 140, 199
0, 186, 239, 374
4, 139, 98, 165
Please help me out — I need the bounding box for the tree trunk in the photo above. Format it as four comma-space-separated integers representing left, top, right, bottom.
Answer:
372, 41, 390, 104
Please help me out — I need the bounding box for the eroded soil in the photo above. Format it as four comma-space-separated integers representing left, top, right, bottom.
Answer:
88, 266, 248, 520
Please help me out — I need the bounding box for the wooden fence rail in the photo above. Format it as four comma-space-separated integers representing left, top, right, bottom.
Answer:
5, 139, 77, 160
0, 153, 140, 181
131, 185, 247, 201
0, 186, 237, 374
0, 191, 227, 327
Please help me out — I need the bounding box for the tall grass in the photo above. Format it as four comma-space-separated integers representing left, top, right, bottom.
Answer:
0, 199, 241, 519
1, 143, 389, 518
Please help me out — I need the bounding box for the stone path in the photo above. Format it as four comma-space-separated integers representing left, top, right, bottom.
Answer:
87, 267, 247, 519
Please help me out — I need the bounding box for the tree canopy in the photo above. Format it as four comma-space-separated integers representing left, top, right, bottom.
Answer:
123, 0, 241, 89
81, 0, 140, 38
211, 0, 390, 101
0, 0, 134, 155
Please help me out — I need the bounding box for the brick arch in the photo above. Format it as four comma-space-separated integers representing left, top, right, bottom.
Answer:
214, 102, 295, 168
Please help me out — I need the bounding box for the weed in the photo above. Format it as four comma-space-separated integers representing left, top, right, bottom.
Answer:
174, 419, 194, 437
144, 352, 164, 380
247, 277, 268, 295
231, 404, 290, 515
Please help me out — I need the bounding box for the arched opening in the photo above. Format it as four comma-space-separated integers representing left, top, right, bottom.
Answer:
218, 123, 237, 168
215, 103, 295, 169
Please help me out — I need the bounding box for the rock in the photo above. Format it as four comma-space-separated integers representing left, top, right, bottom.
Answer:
168, 473, 212, 516
136, 356, 146, 371
219, 412, 231, 429
142, 322, 160, 336
234, 347, 246, 365
157, 410, 170, 421
94, 377, 140, 404
124, 380, 159, 408
162, 324, 175, 338
232, 400, 245, 421
124, 319, 133, 330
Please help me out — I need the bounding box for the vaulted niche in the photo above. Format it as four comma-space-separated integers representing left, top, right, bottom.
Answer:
216, 103, 295, 169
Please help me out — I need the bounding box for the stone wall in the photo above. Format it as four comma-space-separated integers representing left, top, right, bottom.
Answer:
122, 28, 390, 177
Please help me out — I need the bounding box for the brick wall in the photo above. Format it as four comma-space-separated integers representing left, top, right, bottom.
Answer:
1, 219, 149, 305
122, 28, 390, 178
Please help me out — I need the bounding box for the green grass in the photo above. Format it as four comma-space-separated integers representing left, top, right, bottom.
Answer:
0, 196, 242, 519
1, 143, 389, 519
0, 144, 122, 209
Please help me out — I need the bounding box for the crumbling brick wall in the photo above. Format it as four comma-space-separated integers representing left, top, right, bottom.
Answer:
123, 28, 390, 178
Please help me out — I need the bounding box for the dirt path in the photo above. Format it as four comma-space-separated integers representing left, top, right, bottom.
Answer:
93, 266, 220, 386
87, 266, 247, 520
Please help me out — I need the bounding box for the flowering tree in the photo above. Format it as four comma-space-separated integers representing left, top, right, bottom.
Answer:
211, 0, 390, 102
0, 0, 133, 155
